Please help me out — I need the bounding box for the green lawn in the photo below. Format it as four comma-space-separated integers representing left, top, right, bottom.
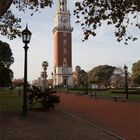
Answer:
67, 88, 140, 102
0, 88, 140, 112
0, 89, 22, 111
93, 90, 140, 102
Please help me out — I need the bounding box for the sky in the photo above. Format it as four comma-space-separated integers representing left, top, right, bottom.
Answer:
1, 1, 140, 81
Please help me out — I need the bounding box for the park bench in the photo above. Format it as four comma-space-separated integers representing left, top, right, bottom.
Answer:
113, 95, 125, 102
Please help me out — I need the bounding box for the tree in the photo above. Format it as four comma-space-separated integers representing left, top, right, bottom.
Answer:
79, 69, 87, 87
110, 67, 124, 88
73, 65, 81, 87
1, 0, 140, 44
73, 65, 87, 87
0, 67, 13, 87
12, 78, 24, 88
88, 65, 115, 88
0, 40, 14, 68
74, 0, 140, 44
0, 40, 14, 87
0, 0, 52, 39
0, 0, 13, 16
131, 60, 140, 86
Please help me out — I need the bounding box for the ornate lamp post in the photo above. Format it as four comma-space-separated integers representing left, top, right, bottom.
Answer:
124, 65, 128, 99
22, 25, 32, 116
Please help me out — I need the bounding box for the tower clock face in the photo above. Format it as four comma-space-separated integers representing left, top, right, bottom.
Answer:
61, 15, 68, 23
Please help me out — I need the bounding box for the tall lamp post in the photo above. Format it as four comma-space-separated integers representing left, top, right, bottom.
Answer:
124, 65, 128, 99
22, 25, 32, 116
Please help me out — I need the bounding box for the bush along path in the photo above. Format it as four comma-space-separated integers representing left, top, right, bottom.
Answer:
28, 86, 60, 110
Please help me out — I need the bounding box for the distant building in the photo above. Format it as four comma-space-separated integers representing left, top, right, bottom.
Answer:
31, 77, 43, 89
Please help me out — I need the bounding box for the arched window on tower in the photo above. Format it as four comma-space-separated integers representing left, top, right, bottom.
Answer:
63, 39, 67, 45
63, 48, 67, 54
63, 58, 67, 67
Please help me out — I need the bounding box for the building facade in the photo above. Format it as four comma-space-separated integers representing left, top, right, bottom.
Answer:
53, 0, 73, 87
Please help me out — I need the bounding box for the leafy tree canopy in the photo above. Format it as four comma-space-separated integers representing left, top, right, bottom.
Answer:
131, 60, 140, 85
0, 40, 14, 68
74, 0, 140, 44
0, 41, 14, 68
0, 0, 53, 39
1, 0, 140, 44
73, 65, 87, 87
88, 65, 115, 87
110, 67, 124, 88
0, 40, 14, 87
12, 78, 24, 87
0, 67, 13, 87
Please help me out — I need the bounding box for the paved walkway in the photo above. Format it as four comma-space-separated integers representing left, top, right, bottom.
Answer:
1, 92, 140, 140
58, 93, 140, 140
0, 109, 119, 140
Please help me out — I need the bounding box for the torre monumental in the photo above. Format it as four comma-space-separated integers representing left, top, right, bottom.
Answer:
53, 0, 73, 87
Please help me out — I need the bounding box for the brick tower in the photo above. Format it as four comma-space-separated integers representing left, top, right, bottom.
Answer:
53, 0, 73, 87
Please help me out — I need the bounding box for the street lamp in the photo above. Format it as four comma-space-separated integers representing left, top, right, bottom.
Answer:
22, 25, 32, 116
124, 65, 128, 99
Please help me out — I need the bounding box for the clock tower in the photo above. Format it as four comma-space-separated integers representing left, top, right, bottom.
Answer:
53, 0, 73, 87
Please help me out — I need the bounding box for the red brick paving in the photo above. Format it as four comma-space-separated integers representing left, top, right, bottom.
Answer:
58, 93, 140, 140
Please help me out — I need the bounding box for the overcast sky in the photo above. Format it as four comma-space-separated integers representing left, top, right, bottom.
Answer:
1, 1, 140, 81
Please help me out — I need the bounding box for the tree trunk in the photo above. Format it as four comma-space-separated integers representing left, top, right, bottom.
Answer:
0, 0, 13, 17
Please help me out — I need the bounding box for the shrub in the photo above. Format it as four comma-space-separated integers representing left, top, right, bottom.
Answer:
28, 86, 60, 110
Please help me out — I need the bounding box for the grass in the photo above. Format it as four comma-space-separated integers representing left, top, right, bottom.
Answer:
96, 91, 116, 99
127, 94, 140, 102
0, 88, 59, 111
0, 88, 140, 112
95, 90, 140, 102
67, 88, 140, 102
0, 89, 22, 111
